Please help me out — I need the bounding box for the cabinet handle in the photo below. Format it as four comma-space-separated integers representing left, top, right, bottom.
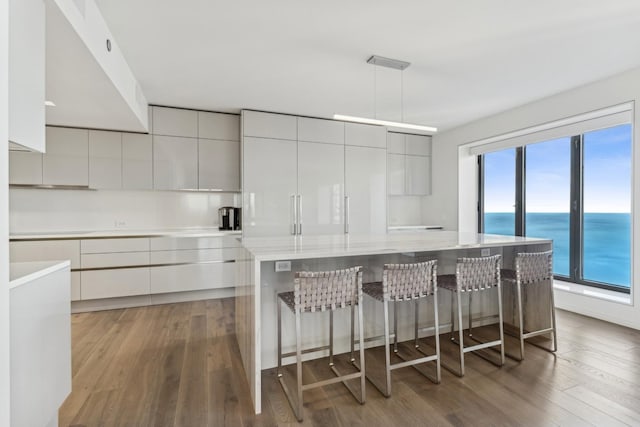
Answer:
291, 195, 297, 235
297, 194, 302, 235
345, 195, 350, 234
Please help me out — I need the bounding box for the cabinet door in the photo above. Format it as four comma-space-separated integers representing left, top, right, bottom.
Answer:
43, 127, 89, 186
153, 135, 198, 190
150, 263, 236, 294
297, 141, 344, 235
387, 132, 405, 154
243, 137, 297, 237
387, 154, 406, 195
198, 111, 240, 141
89, 130, 122, 189
10, 240, 81, 269
405, 134, 432, 156
297, 117, 344, 145
345, 146, 387, 234
242, 110, 297, 141
345, 122, 386, 148
152, 106, 198, 137
122, 133, 153, 190
406, 155, 431, 195
81, 267, 150, 300
198, 139, 240, 191
9, 151, 43, 185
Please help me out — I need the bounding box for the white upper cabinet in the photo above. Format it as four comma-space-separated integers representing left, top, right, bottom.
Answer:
152, 106, 198, 138
199, 139, 240, 191
9, 0, 45, 152
243, 110, 297, 141
297, 141, 345, 235
243, 137, 298, 237
387, 132, 405, 154
406, 155, 431, 195
153, 136, 198, 190
297, 117, 344, 145
9, 151, 43, 185
89, 130, 122, 189
345, 122, 386, 148
43, 127, 89, 186
122, 133, 153, 190
198, 112, 240, 141
345, 145, 387, 234
405, 134, 432, 156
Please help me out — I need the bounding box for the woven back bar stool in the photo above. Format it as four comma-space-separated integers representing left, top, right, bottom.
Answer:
277, 266, 365, 422
501, 250, 557, 360
362, 260, 440, 397
438, 255, 504, 377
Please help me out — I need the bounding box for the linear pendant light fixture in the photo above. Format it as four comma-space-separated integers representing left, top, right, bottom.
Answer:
334, 55, 437, 133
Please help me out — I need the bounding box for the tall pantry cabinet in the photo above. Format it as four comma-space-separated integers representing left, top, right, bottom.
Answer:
242, 111, 387, 237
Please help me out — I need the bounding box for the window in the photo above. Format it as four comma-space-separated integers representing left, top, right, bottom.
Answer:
479, 123, 632, 293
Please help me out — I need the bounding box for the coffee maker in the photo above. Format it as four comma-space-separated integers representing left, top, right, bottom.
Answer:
218, 207, 241, 230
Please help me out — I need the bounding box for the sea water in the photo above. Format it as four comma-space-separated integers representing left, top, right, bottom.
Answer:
484, 212, 630, 288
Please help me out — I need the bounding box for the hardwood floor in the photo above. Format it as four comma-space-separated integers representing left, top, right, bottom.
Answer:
60, 299, 640, 426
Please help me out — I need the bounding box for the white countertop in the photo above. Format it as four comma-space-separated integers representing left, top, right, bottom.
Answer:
10, 260, 71, 289
240, 231, 551, 261
10, 228, 242, 240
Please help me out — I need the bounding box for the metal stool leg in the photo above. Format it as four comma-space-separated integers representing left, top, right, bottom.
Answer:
383, 299, 392, 397
433, 291, 442, 384
357, 300, 366, 404
550, 279, 558, 352
277, 298, 283, 376
329, 310, 334, 366
516, 279, 525, 361
414, 299, 420, 348
393, 300, 399, 353
457, 290, 465, 377
295, 310, 303, 421
468, 291, 473, 337
497, 284, 505, 366
450, 290, 455, 341
350, 306, 356, 361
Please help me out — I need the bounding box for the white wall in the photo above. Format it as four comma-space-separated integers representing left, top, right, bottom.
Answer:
1, 0, 11, 422
9, 189, 239, 233
429, 66, 640, 329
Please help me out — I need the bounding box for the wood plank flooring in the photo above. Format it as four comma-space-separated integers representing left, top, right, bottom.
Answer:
59, 299, 640, 426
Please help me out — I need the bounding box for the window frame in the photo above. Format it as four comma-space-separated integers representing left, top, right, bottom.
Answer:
479, 129, 631, 294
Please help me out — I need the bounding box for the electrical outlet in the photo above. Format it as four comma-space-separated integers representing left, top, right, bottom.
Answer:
481, 248, 491, 257
275, 261, 291, 272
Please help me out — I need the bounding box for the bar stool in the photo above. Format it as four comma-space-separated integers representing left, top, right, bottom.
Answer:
276, 266, 365, 422
362, 260, 441, 397
501, 250, 557, 360
438, 255, 504, 377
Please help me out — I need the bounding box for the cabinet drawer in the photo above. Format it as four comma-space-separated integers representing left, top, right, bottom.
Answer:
150, 263, 236, 294
297, 117, 344, 145
81, 252, 150, 269
10, 240, 80, 269
71, 271, 81, 301
81, 268, 150, 300
405, 134, 432, 156
81, 238, 149, 254
150, 236, 239, 251
242, 111, 297, 141
150, 248, 237, 264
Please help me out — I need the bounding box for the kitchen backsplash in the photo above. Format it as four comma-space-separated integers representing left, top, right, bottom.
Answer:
9, 188, 240, 233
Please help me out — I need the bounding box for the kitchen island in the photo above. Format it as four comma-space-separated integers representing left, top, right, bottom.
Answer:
235, 231, 553, 413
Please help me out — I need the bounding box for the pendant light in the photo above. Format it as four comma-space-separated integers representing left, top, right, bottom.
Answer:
334, 55, 437, 133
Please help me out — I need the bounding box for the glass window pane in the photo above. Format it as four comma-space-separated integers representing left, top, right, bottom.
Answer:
483, 149, 515, 235
525, 138, 571, 277
582, 124, 631, 288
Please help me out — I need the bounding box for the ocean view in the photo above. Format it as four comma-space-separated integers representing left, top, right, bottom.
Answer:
484, 212, 630, 288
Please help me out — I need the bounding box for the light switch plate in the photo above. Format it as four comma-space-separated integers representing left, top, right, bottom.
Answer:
275, 261, 291, 272
481, 248, 491, 257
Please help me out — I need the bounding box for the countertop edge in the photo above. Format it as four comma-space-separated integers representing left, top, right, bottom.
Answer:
9, 229, 243, 241
10, 260, 71, 289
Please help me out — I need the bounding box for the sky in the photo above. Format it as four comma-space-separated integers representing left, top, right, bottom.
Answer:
484, 124, 631, 213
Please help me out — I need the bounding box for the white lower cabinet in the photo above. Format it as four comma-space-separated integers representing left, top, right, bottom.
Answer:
71, 271, 81, 301
150, 262, 235, 294
81, 268, 150, 300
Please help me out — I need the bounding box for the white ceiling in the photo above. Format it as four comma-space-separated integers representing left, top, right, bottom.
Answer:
92, 0, 640, 132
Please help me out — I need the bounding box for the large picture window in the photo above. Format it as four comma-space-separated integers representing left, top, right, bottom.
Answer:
479, 123, 632, 293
